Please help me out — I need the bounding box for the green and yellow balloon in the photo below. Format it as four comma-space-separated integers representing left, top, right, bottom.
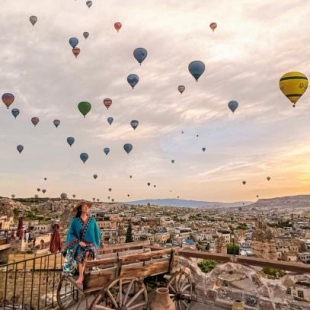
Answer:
279, 72, 308, 107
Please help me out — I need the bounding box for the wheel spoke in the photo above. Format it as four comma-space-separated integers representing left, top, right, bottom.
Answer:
119, 278, 123, 306
123, 278, 134, 304
107, 289, 118, 308
128, 301, 148, 310
180, 283, 191, 292
93, 304, 115, 310
125, 287, 145, 307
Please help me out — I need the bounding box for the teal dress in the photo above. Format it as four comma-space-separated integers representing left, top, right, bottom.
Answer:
62, 216, 101, 275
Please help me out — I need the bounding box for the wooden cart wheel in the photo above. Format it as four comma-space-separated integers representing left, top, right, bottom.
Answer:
57, 275, 84, 310
91, 276, 148, 310
167, 270, 193, 310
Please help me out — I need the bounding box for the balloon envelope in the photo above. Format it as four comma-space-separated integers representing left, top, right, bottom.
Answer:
242, 181, 246, 185
114, 22, 122, 32
279, 72, 308, 107
93, 174, 98, 179
69, 37, 79, 48
202, 147, 206, 152
78, 101, 91, 117
171, 160, 175, 163
60, 193, 67, 199
228, 100, 239, 113
130, 120, 139, 130
67, 137, 75, 147
133, 48, 147, 65
86, 1, 92, 8
127, 74, 139, 89
107, 117, 114, 125
178, 85, 185, 94
29, 16, 37, 26
210, 22, 217, 31
103, 147, 110, 155
123, 143, 133, 154
72, 48, 80, 58
267, 176, 271, 181
103, 98, 112, 109
188, 61, 205, 81
17, 145, 24, 154
11, 108, 20, 119
2, 93, 15, 109
83, 32, 89, 39
80, 152, 89, 163
53, 119, 60, 128
31, 117, 39, 126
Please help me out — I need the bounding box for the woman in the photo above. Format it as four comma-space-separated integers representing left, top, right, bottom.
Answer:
62, 200, 101, 284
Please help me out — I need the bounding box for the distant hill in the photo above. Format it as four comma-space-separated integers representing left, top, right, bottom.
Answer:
127, 198, 252, 208
245, 195, 310, 209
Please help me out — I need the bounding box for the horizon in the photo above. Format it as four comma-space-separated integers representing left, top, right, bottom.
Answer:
1, 0, 310, 202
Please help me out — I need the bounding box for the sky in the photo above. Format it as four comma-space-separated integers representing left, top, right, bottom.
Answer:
0, 0, 310, 203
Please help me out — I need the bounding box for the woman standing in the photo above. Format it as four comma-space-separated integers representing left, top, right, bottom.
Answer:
62, 200, 101, 284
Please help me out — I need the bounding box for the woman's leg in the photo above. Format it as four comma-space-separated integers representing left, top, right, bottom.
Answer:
76, 252, 90, 284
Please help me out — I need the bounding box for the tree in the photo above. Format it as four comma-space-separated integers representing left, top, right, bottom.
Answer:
125, 222, 133, 243
226, 243, 240, 255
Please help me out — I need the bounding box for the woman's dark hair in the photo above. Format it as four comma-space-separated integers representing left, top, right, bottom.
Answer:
75, 206, 82, 218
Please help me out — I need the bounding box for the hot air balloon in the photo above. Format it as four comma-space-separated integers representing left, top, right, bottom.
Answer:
37, 188, 41, 192
108, 188, 112, 192
72, 48, 80, 58
53, 119, 60, 128
178, 85, 185, 94
154, 185, 156, 188
11, 108, 20, 119
202, 147, 206, 152
86, 1, 92, 8
133, 48, 147, 65
123, 143, 133, 154
29, 16, 37, 26
2, 93, 15, 109
242, 181, 246, 185
127, 74, 139, 89
279, 72, 308, 107
78, 101, 91, 117
130, 120, 139, 130
196, 134, 199, 137
80, 152, 89, 163
31, 117, 39, 126
129, 175, 132, 178
171, 160, 175, 163
127, 194, 130, 197
42, 189, 46, 194
114, 22, 122, 32
83, 32, 89, 39
17, 145, 24, 154
44, 178, 47, 181
111, 199, 114, 202
188, 61, 205, 81
69, 37, 79, 48
11, 194, 15, 198
103, 98, 112, 109
103, 147, 110, 155
267, 176, 271, 181
60, 193, 67, 199
147, 182, 151, 186
73, 194, 76, 198
107, 117, 114, 125
93, 174, 98, 179
67, 137, 75, 147
210, 22, 217, 31
228, 100, 239, 113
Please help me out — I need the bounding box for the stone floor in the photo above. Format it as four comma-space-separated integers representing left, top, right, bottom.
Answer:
189, 301, 226, 309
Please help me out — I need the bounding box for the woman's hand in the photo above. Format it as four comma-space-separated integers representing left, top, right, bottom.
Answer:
79, 241, 87, 247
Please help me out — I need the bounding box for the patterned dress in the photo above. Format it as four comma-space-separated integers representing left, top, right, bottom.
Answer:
62, 216, 101, 275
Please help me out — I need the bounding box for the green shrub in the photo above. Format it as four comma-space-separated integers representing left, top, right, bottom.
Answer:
262, 266, 286, 278
198, 259, 217, 273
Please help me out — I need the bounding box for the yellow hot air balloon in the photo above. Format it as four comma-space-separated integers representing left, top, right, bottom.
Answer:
279, 72, 308, 107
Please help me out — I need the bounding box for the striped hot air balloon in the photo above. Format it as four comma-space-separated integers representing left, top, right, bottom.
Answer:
279, 72, 308, 107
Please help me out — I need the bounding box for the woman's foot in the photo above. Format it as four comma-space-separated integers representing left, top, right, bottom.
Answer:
76, 278, 83, 285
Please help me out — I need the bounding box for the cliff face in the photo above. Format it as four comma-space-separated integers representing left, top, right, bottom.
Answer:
248, 195, 310, 209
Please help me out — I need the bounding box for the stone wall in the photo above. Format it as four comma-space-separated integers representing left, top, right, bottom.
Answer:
178, 257, 310, 310
0, 270, 61, 309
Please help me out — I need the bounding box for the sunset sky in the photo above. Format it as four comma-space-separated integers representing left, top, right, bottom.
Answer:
0, 0, 310, 202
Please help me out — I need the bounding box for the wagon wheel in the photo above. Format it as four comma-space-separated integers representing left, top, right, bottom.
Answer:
167, 270, 193, 310
57, 275, 85, 310
91, 276, 148, 310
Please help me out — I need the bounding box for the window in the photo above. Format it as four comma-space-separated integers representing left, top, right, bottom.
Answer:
297, 290, 304, 298
286, 288, 291, 295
